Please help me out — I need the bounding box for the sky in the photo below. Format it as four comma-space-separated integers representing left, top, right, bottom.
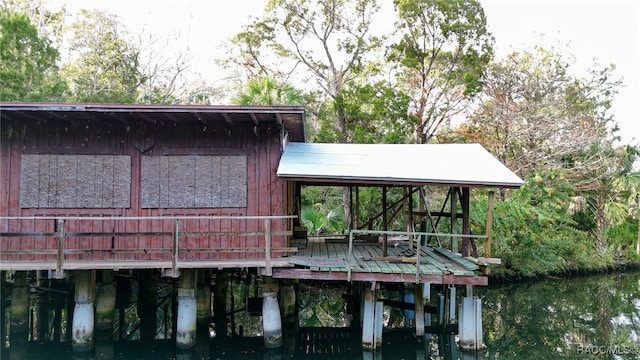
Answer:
57, 0, 639, 146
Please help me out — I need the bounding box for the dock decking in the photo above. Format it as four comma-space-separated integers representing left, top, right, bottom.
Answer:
273, 238, 487, 286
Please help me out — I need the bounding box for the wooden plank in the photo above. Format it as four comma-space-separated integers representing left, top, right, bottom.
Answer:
271, 268, 489, 286
434, 247, 479, 271
465, 256, 502, 265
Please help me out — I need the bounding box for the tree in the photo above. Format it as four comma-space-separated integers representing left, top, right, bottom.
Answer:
460, 46, 632, 254
61, 9, 145, 103
387, 0, 493, 143
338, 81, 413, 143
233, 76, 304, 106
462, 47, 620, 178
225, 0, 383, 143
0, 10, 67, 101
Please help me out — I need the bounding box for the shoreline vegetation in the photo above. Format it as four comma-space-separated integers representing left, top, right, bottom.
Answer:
488, 258, 640, 284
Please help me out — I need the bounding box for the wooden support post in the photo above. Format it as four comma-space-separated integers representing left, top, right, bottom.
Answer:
382, 186, 388, 257
279, 283, 297, 327
461, 187, 470, 257
362, 282, 382, 351
446, 286, 456, 324
264, 219, 272, 276
355, 186, 360, 230
213, 270, 228, 339
138, 270, 158, 341
170, 219, 180, 278
423, 283, 432, 341
10, 271, 29, 339
55, 219, 65, 279
196, 269, 211, 336
414, 284, 425, 336
450, 188, 458, 253
36, 271, 49, 340
485, 191, 495, 258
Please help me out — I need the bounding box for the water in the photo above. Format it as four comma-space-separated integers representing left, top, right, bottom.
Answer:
2, 271, 639, 359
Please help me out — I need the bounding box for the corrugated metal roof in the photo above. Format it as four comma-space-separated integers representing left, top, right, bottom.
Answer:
0, 102, 307, 142
277, 142, 524, 188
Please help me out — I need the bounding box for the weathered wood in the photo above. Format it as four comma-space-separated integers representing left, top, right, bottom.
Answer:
465, 257, 502, 265
271, 269, 488, 285
485, 191, 495, 258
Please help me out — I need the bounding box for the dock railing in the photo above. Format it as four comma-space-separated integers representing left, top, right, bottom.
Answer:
0, 215, 297, 278
348, 229, 487, 282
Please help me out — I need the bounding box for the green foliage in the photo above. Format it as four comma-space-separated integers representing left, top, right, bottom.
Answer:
388, 0, 493, 143
339, 82, 415, 143
471, 172, 598, 277
233, 76, 304, 106
300, 186, 346, 234
61, 9, 146, 103
0, 10, 67, 101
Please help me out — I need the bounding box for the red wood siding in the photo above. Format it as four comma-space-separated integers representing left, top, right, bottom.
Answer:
0, 114, 290, 262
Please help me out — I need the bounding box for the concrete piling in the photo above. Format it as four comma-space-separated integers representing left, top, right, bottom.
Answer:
72, 270, 95, 352
459, 296, 484, 351
95, 270, 116, 332
176, 269, 197, 349
262, 281, 282, 348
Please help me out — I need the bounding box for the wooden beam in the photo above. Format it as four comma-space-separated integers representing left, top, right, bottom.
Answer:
249, 113, 259, 127
222, 113, 233, 125
271, 269, 488, 286
382, 185, 388, 256
461, 187, 470, 257
485, 191, 495, 258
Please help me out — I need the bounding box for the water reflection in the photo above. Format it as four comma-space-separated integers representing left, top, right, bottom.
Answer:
1, 271, 638, 359
478, 271, 640, 359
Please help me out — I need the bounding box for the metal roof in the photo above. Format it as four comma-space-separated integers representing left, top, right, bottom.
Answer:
277, 142, 524, 188
0, 102, 307, 142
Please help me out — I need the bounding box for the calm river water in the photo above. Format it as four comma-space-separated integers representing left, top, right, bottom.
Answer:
2, 271, 639, 359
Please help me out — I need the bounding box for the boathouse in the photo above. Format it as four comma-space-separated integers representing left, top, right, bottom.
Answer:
0, 103, 523, 353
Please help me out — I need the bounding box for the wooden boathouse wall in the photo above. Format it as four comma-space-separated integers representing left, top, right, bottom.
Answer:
0, 105, 303, 264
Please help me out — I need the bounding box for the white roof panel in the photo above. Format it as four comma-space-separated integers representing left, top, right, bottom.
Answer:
277, 143, 524, 188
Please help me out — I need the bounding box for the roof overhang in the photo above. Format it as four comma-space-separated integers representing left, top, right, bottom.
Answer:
277, 142, 524, 188
0, 102, 307, 142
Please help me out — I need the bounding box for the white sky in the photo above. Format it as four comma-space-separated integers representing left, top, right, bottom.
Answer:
57, 0, 639, 146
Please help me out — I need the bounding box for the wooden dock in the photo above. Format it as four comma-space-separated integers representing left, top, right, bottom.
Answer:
273, 237, 487, 286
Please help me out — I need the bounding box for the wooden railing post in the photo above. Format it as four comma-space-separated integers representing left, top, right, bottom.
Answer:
264, 219, 272, 276
55, 219, 65, 279
485, 191, 495, 258
415, 231, 421, 283
170, 219, 179, 278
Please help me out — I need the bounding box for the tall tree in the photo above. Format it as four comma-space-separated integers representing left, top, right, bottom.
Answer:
225, 0, 383, 143
387, 0, 493, 143
0, 9, 67, 101
61, 9, 145, 103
